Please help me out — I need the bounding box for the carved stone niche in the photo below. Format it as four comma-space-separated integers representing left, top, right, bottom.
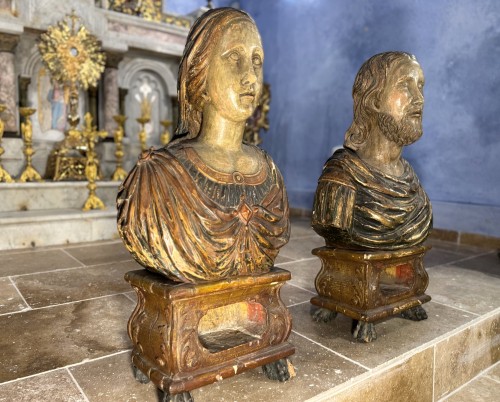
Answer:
125, 268, 294, 399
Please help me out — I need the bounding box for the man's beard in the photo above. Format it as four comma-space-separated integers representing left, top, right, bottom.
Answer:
377, 112, 422, 146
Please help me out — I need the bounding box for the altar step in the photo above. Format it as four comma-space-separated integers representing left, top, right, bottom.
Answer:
0, 181, 120, 250
0, 222, 498, 401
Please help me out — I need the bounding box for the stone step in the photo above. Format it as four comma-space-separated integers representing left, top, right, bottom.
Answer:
0, 208, 118, 250
0, 181, 120, 212
308, 306, 500, 401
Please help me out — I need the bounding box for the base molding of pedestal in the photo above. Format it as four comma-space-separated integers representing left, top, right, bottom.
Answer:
125, 267, 295, 397
311, 245, 432, 342
311, 293, 431, 323
132, 341, 295, 395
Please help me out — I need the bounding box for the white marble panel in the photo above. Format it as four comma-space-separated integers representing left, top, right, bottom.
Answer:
0, 209, 117, 250
0, 181, 120, 212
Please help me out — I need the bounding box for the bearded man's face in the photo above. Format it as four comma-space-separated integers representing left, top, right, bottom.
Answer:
377, 112, 422, 146
376, 59, 425, 146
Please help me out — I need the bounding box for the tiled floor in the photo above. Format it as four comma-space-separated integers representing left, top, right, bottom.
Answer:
0, 218, 499, 401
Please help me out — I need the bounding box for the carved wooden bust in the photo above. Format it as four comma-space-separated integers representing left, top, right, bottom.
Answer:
117, 8, 289, 283
312, 52, 432, 250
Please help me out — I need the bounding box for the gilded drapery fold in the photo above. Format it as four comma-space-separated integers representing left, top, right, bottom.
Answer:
312, 149, 432, 250
117, 144, 289, 283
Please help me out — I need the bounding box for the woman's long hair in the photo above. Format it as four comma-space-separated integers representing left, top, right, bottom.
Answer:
175, 7, 256, 140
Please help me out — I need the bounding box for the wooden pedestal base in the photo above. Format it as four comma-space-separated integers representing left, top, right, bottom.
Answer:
125, 268, 295, 399
310, 246, 431, 342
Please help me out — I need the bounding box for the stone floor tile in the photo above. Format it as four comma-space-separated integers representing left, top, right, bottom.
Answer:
71, 334, 366, 402
424, 247, 474, 268
327, 346, 434, 402
290, 217, 314, 239
451, 251, 500, 275
277, 258, 320, 293
290, 301, 476, 369
70, 352, 159, 402
190, 332, 367, 402
0, 278, 28, 315
427, 263, 500, 314
64, 241, 133, 266
434, 312, 500, 400
0, 249, 82, 277
123, 291, 137, 303
0, 295, 133, 382
275, 254, 295, 264
13, 260, 141, 308
484, 361, 500, 382
280, 283, 315, 307
425, 238, 491, 255
444, 375, 500, 402
279, 236, 324, 261
0, 369, 86, 402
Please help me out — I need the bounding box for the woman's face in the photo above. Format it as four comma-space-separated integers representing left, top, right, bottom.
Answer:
204, 20, 264, 122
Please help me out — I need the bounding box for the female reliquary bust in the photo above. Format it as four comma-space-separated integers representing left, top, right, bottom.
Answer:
117, 8, 290, 283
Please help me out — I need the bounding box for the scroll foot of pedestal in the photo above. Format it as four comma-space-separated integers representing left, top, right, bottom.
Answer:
160, 391, 193, 402
132, 365, 150, 384
311, 306, 338, 323
352, 320, 377, 343
401, 305, 428, 321
262, 358, 293, 382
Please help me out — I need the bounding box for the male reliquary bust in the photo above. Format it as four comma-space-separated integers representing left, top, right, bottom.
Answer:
312, 51, 432, 249
310, 52, 433, 340
117, 8, 290, 283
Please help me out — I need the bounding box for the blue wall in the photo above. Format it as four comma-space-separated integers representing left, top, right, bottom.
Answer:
236, 0, 500, 211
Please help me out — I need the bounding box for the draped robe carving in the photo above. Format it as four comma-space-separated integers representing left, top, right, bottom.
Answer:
117, 142, 290, 283
312, 148, 432, 250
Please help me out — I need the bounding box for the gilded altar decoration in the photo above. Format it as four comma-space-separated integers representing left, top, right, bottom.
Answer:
118, 9, 294, 400
310, 52, 432, 342
39, 11, 106, 180
108, 0, 191, 27
136, 98, 151, 152
38, 12, 105, 91
82, 113, 107, 211
160, 119, 172, 145
0, 105, 14, 183
244, 82, 270, 145
18, 108, 44, 183
108, 0, 162, 21
111, 115, 128, 181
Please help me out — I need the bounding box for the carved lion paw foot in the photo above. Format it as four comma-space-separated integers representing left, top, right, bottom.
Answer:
352, 320, 377, 343
311, 306, 338, 323
132, 365, 150, 384
262, 358, 292, 382
401, 305, 428, 321
161, 391, 193, 402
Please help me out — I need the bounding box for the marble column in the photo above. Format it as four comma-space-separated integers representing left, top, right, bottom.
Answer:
103, 52, 123, 135
0, 33, 19, 135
